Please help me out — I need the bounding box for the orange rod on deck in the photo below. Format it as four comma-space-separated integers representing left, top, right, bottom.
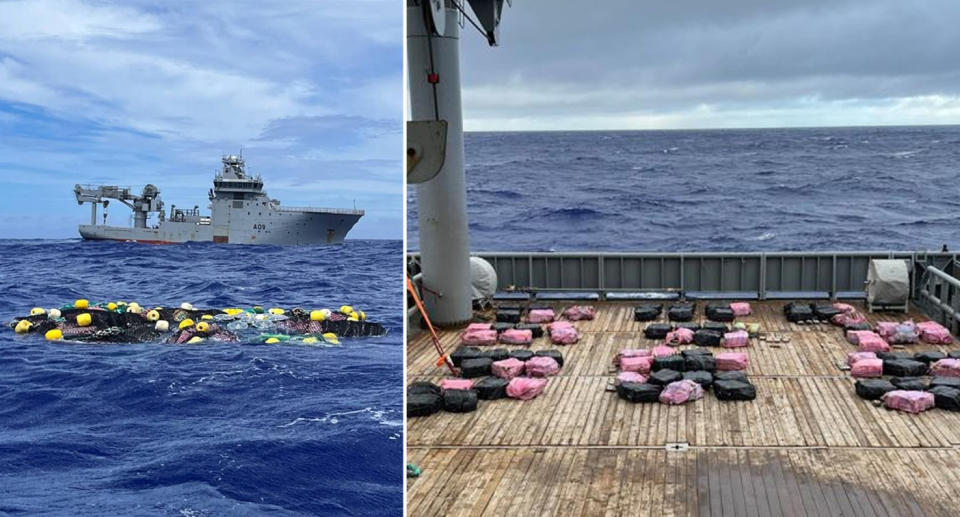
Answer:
407, 275, 459, 375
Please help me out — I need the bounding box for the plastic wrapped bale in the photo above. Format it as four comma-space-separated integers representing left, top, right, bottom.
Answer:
499, 328, 533, 345
930, 376, 960, 390
620, 355, 653, 374
509, 349, 535, 362
534, 349, 564, 368
850, 359, 883, 378
683, 370, 714, 389
496, 309, 521, 323
525, 356, 560, 377
832, 311, 867, 327
722, 330, 749, 348
664, 327, 695, 345
514, 323, 544, 338
877, 351, 912, 361
616, 371, 647, 386
813, 304, 843, 321
833, 302, 856, 313
713, 380, 757, 401
917, 321, 953, 344
858, 334, 890, 353
714, 371, 749, 382
474, 377, 509, 400
443, 389, 478, 413
616, 382, 662, 403
652, 345, 677, 357
694, 329, 723, 347
493, 322, 515, 332
563, 305, 596, 321
668, 304, 695, 322
549, 326, 579, 345
614, 348, 651, 367
659, 379, 705, 405
633, 304, 662, 321
889, 321, 919, 345
407, 381, 441, 396
466, 322, 492, 332
527, 309, 556, 324
913, 351, 946, 364
716, 352, 749, 371
484, 348, 510, 362
653, 355, 685, 372
460, 357, 494, 378
882, 390, 934, 414
846, 351, 878, 367
684, 354, 716, 372
681, 347, 712, 357
844, 322, 873, 332
784, 303, 814, 323
675, 322, 701, 332
930, 358, 960, 377
729, 302, 752, 317
854, 379, 896, 400
644, 323, 673, 340
451, 346, 485, 367
461, 329, 497, 346
702, 322, 728, 333
883, 359, 928, 377
846, 330, 879, 345
929, 386, 960, 411
491, 357, 525, 380
951, 351, 960, 359
891, 377, 929, 391
874, 322, 898, 339
506, 377, 548, 400
408, 392, 443, 417
648, 369, 683, 386
706, 305, 735, 322
440, 378, 474, 391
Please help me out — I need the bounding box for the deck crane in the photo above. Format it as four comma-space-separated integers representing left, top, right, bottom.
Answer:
74, 184, 164, 229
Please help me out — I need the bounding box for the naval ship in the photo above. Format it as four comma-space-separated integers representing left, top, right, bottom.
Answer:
74, 155, 363, 245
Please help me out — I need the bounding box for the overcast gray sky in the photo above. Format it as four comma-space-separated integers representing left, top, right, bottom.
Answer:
457, 0, 960, 130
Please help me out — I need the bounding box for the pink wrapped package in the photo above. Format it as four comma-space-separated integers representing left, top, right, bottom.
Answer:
461, 329, 497, 346
716, 352, 748, 371
525, 356, 560, 377
615, 371, 647, 385
850, 358, 883, 378
730, 302, 752, 316
846, 351, 877, 366
550, 325, 579, 345
613, 348, 651, 367
440, 378, 473, 391
527, 309, 556, 323
466, 322, 492, 332
506, 377, 548, 400
930, 358, 960, 377
658, 379, 705, 405
664, 328, 694, 345
882, 390, 935, 414
652, 345, 677, 357
620, 355, 653, 374
832, 311, 866, 326
491, 358, 525, 379
833, 302, 856, 313
722, 330, 749, 348
563, 305, 596, 321
857, 334, 890, 353
918, 321, 953, 344
499, 328, 533, 345
846, 330, 878, 345
875, 322, 898, 338
546, 320, 573, 331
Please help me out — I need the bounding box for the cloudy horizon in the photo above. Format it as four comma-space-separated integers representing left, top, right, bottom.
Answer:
458, 0, 960, 131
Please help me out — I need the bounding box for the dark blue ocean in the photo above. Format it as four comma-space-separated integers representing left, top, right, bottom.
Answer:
408, 125, 960, 252
0, 240, 402, 517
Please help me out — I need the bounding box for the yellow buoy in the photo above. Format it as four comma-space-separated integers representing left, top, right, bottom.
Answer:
48, 309, 61, 319
339, 305, 354, 314
347, 314, 359, 322
201, 314, 213, 320
322, 332, 340, 344
196, 321, 211, 333
178, 318, 195, 330
30, 307, 46, 316
76, 313, 92, 327
107, 302, 118, 311
14, 320, 32, 333
180, 302, 195, 311
303, 336, 318, 344
126, 303, 142, 314
75, 299, 89, 309
187, 336, 205, 344
359, 311, 366, 321
45, 329, 63, 341
265, 337, 280, 344
146, 310, 160, 322
223, 308, 243, 316
310, 310, 326, 321
268, 308, 284, 315
155, 320, 170, 332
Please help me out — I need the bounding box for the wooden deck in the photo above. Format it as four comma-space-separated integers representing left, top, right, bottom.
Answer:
406, 302, 960, 516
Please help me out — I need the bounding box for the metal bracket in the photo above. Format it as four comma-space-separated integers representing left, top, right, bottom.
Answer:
665, 443, 689, 452
407, 120, 447, 183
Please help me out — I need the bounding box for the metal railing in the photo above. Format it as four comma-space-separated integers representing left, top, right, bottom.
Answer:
917, 264, 960, 333
274, 206, 364, 216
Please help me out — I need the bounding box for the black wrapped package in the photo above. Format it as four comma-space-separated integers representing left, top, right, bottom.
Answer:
668, 304, 695, 322
930, 376, 960, 390
854, 379, 896, 400
493, 322, 515, 332
702, 322, 729, 333
876, 351, 912, 362
813, 305, 843, 321
473, 377, 509, 400
714, 380, 757, 401
514, 323, 544, 338
653, 355, 685, 372
496, 309, 521, 323
450, 346, 485, 367
681, 347, 713, 357
684, 354, 716, 372
675, 322, 701, 332
683, 370, 713, 389
534, 349, 564, 368
914, 351, 946, 364
883, 359, 928, 377
633, 305, 662, 321
509, 349, 535, 361
407, 381, 440, 396
644, 323, 673, 339
460, 357, 493, 378
929, 386, 960, 411
844, 322, 873, 331
714, 371, 749, 382
890, 377, 929, 391
484, 348, 510, 362
649, 369, 683, 385
694, 329, 723, 347
442, 389, 478, 413
706, 305, 735, 322
949, 350, 960, 359
785, 303, 814, 323
408, 393, 443, 417
616, 382, 662, 402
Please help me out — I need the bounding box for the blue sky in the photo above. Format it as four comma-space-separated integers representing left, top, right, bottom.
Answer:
0, 0, 400, 239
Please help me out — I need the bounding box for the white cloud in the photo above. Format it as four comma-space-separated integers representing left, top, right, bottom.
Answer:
0, 0, 161, 40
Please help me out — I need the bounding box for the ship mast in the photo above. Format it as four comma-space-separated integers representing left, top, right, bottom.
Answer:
407, 0, 508, 325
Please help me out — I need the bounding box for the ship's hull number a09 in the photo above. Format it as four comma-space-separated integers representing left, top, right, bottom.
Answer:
253, 223, 266, 231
